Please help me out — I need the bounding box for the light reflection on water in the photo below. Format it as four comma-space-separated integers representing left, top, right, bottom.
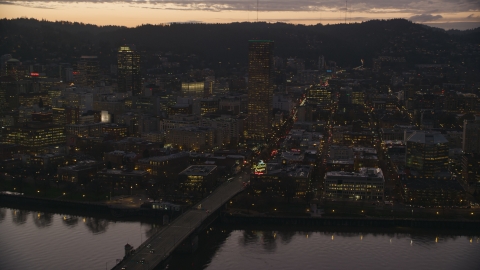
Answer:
0, 207, 157, 270
2, 206, 480, 270
169, 228, 480, 270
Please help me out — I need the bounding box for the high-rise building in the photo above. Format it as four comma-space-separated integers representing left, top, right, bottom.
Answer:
406, 131, 449, 177
246, 40, 274, 141
463, 116, 480, 154
318, 55, 325, 71
307, 86, 332, 104
76, 56, 99, 87
117, 45, 141, 96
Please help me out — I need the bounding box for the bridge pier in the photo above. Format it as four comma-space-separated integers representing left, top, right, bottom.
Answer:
177, 234, 199, 254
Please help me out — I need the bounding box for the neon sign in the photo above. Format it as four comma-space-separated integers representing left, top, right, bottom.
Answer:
253, 160, 266, 175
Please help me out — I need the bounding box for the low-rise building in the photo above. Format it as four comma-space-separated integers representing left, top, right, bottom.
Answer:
401, 178, 466, 207
136, 152, 190, 178
96, 169, 149, 190
3, 122, 65, 154
57, 160, 103, 183
178, 165, 218, 196
324, 168, 385, 201
250, 163, 312, 199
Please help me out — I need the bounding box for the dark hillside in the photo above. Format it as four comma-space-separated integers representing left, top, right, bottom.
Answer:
0, 18, 477, 69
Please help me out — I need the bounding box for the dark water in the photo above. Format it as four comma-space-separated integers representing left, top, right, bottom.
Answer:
1, 206, 480, 270
0, 207, 158, 270
169, 227, 480, 270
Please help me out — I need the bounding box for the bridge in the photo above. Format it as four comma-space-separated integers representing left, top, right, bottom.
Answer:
112, 170, 249, 270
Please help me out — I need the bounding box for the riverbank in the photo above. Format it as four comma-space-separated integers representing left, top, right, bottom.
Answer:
221, 213, 480, 231
0, 193, 177, 222
3, 193, 480, 231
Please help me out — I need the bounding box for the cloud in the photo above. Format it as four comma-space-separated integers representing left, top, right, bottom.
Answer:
1, 0, 479, 14
409, 14, 443, 22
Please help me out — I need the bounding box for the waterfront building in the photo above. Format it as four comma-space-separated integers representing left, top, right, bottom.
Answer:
401, 178, 466, 207
250, 163, 312, 199
246, 40, 274, 141
96, 169, 149, 190
57, 160, 103, 183
324, 168, 385, 200
178, 165, 218, 196
405, 131, 449, 177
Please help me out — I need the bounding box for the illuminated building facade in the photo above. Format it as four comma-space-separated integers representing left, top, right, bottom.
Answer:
3, 122, 65, 152
181, 82, 204, 97
307, 86, 332, 104
52, 107, 80, 126
65, 122, 105, 137
102, 124, 129, 139
247, 40, 274, 141
406, 131, 449, 177
117, 45, 141, 96
19, 92, 50, 107
178, 165, 218, 196
200, 98, 219, 115
136, 152, 190, 177
324, 168, 385, 200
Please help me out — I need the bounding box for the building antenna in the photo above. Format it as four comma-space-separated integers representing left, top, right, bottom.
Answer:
345, 0, 347, 24
257, 0, 259, 22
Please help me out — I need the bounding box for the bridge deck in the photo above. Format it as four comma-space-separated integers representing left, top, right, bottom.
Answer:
113, 171, 248, 270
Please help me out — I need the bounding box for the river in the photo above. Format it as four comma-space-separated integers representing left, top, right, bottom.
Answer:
168, 226, 480, 270
0, 207, 158, 270
1, 207, 479, 270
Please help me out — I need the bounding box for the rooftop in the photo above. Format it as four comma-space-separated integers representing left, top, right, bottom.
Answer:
179, 165, 217, 176
407, 131, 448, 144
326, 167, 384, 179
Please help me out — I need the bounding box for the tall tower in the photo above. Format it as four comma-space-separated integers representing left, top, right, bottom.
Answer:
247, 40, 274, 141
463, 116, 480, 154
77, 56, 99, 87
117, 45, 141, 96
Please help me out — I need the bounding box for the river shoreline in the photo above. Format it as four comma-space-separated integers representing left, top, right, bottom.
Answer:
2, 194, 480, 232
0, 193, 171, 223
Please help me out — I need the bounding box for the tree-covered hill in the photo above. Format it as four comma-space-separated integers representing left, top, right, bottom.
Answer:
0, 18, 478, 69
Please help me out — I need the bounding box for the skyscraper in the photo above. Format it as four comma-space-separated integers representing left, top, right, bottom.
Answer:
76, 56, 99, 87
463, 116, 480, 154
117, 45, 141, 96
246, 40, 274, 141
406, 131, 449, 177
